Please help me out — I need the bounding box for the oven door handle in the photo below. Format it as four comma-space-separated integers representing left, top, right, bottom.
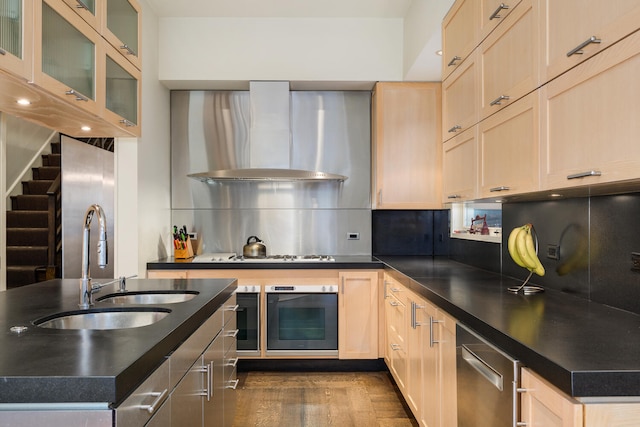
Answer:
461, 345, 504, 391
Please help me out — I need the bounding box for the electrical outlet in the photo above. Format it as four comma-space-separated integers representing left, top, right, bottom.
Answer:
547, 244, 560, 260
631, 252, 640, 272
347, 232, 360, 240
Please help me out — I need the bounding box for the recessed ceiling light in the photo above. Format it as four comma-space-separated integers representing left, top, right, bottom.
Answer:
16, 98, 31, 105
435, 50, 443, 56
550, 193, 563, 198
81, 126, 91, 131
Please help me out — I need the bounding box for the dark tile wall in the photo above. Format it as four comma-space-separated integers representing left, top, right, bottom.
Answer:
372, 210, 450, 256
450, 238, 501, 274
501, 193, 640, 315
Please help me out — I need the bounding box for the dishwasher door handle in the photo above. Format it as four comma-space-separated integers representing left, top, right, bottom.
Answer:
461, 345, 504, 391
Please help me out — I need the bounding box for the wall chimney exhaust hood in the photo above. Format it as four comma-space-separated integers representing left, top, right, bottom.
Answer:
187, 81, 348, 183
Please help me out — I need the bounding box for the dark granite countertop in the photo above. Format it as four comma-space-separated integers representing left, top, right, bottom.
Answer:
0, 278, 236, 405
378, 256, 640, 399
147, 255, 384, 270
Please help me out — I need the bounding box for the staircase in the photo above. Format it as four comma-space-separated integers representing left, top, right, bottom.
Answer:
6, 142, 62, 289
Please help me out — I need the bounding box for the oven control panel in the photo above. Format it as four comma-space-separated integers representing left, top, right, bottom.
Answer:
265, 285, 337, 293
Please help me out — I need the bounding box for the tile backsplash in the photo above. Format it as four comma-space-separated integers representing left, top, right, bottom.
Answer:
501, 193, 640, 315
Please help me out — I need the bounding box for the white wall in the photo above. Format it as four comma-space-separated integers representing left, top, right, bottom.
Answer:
158, 17, 404, 89
119, 0, 171, 277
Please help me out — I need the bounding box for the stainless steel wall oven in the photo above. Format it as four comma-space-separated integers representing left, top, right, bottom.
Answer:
265, 285, 338, 356
235, 285, 260, 356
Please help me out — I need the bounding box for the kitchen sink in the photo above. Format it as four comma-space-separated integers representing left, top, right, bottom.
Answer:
34, 307, 172, 330
97, 290, 199, 305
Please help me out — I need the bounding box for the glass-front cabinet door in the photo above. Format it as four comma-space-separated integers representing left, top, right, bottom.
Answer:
103, 41, 140, 135
62, 0, 99, 30
102, 0, 141, 70
34, 0, 102, 116
0, 0, 33, 79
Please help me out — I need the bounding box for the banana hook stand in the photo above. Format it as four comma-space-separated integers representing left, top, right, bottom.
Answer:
508, 224, 545, 295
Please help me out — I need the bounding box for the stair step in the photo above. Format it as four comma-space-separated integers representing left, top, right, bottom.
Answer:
11, 195, 48, 210
6, 266, 39, 289
51, 141, 61, 154
42, 153, 61, 167
6, 246, 48, 266
22, 180, 55, 195
6, 228, 49, 246
7, 211, 49, 228
32, 166, 61, 180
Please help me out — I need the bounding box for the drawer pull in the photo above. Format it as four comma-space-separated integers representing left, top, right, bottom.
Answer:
225, 328, 240, 338
119, 119, 135, 127
490, 95, 510, 106
226, 357, 239, 368
567, 170, 601, 180
447, 55, 462, 67
448, 124, 462, 133
120, 44, 137, 56
390, 343, 401, 351
74, 0, 91, 11
139, 389, 168, 414
226, 379, 240, 390
489, 3, 509, 20
489, 186, 510, 192
389, 300, 400, 307
447, 194, 461, 199
390, 287, 400, 293
226, 304, 240, 312
429, 317, 443, 347
65, 89, 89, 102
567, 36, 601, 57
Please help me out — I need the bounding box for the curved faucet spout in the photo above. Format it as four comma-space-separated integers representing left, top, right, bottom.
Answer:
80, 204, 109, 308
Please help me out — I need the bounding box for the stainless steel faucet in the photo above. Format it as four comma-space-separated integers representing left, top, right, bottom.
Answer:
79, 204, 108, 308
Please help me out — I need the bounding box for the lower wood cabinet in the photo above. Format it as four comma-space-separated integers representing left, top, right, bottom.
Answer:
338, 271, 380, 359
384, 274, 457, 427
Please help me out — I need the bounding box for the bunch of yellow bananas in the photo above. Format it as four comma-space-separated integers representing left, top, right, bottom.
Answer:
507, 224, 545, 276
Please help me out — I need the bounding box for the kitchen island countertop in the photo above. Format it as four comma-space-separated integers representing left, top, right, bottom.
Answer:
0, 278, 235, 405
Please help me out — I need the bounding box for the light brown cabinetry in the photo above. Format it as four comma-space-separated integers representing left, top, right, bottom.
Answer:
442, 127, 477, 202
442, 50, 478, 142
338, 271, 380, 360
540, 0, 640, 83
372, 82, 442, 209
442, 0, 480, 80
101, 0, 142, 70
384, 277, 408, 392
479, 0, 539, 120
479, 90, 539, 198
479, 0, 522, 42
0, 0, 34, 80
540, 29, 640, 191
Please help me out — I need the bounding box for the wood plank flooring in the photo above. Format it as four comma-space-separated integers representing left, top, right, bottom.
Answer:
232, 371, 418, 427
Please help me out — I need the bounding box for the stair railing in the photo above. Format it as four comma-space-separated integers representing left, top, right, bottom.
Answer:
46, 174, 61, 280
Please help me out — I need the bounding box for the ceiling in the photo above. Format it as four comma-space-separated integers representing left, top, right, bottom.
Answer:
145, 0, 414, 18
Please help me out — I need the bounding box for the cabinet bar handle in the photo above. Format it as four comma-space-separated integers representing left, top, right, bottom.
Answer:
429, 317, 442, 348
390, 287, 400, 293
0, 48, 6, 55
226, 379, 240, 390
207, 362, 213, 401
139, 389, 168, 414
119, 119, 136, 127
447, 55, 462, 67
461, 345, 503, 390
341, 276, 345, 294
567, 36, 601, 57
567, 170, 601, 180
120, 44, 137, 56
489, 3, 509, 20
65, 89, 89, 102
490, 95, 510, 106
226, 357, 239, 368
225, 304, 240, 312
448, 125, 462, 133
226, 329, 240, 338
74, 0, 90, 11
383, 280, 389, 299
390, 343, 401, 351
489, 186, 510, 192
447, 194, 461, 199
389, 300, 400, 307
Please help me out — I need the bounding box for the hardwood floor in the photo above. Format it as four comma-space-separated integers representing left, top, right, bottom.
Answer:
232, 371, 418, 427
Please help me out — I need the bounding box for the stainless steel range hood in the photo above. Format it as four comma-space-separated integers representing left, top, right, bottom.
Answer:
187, 81, 348, 183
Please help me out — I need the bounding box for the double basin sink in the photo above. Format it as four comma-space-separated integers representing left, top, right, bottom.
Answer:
33, 290, 199, 330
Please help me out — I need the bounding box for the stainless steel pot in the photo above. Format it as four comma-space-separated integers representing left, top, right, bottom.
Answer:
243, 236, 266, 258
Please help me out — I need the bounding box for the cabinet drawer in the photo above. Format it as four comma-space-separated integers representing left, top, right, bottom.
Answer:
224, 293, 238, 326
116, 358, 170, 427
480, 0, 539, 119
224, 314, 238, 354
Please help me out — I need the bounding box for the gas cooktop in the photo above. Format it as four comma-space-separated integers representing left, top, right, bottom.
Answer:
192, 253, 335, 262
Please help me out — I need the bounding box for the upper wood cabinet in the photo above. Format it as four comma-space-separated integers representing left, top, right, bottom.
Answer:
103, 40, 141, 133
0, 0, 33, 80
101, 0, 141, 70
479, 0, 539, 120
443, 126, 478, 203
540, 0, 640, 84
62, 0, 99, 30
479, 90, 539, 198
479, 0, 522, 42
372, 82, 442, 210
442, 49, 479, 142
540, 29, 640, 191
442, 0, 480, 81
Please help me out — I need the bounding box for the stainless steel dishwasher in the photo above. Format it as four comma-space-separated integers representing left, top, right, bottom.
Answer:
456, 323, 521, 427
